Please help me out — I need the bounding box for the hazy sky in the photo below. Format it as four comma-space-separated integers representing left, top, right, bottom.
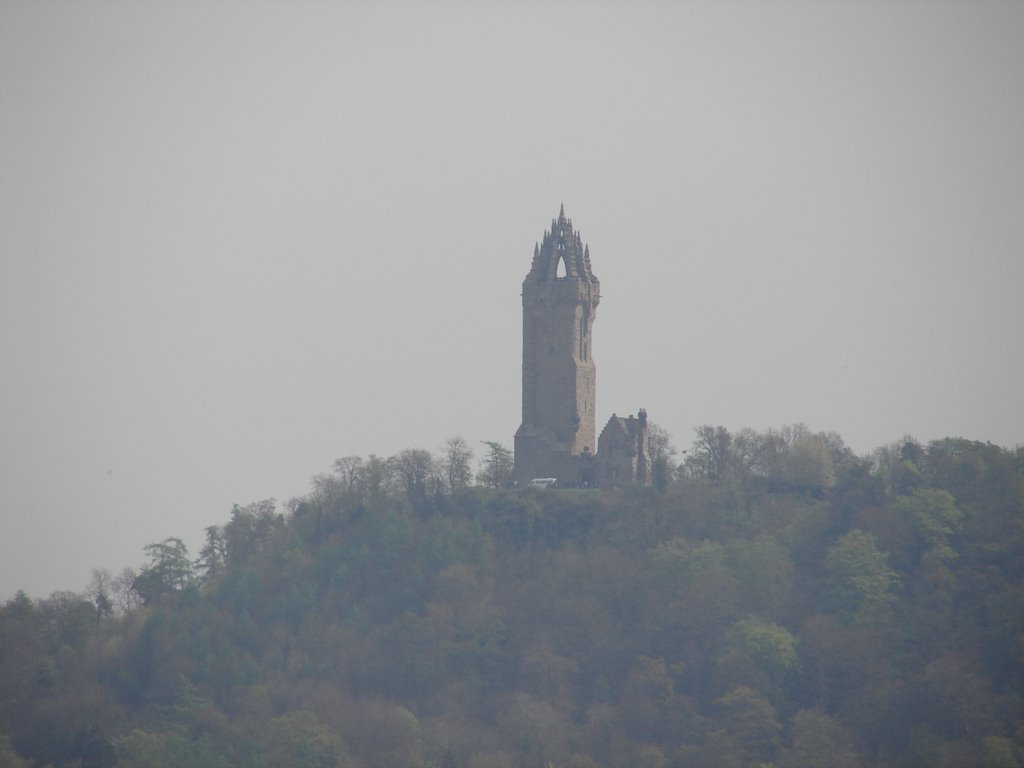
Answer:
2, 1, 1022, 599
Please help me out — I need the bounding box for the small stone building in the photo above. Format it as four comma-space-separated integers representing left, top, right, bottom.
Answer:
597, 409, 651, 488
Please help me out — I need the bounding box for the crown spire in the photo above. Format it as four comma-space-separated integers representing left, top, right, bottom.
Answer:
525, 205, 598, 284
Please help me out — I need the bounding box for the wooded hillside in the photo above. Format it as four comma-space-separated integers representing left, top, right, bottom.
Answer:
2, 429, 1022, 767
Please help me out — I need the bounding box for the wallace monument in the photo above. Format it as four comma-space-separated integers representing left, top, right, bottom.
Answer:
513, 206, 651, 488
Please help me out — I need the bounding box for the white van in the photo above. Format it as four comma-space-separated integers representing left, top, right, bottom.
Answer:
529, 478, 558, 489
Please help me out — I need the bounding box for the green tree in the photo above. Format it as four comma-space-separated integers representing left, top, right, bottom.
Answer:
498, 693, 570, 768
195, 525, 227, 580
265, 710, 346, 768
646, 538, 739, 658
115, 729, 230, 768
895, 488, 962, 560
823, 530, 899, 624
224, 499, 280, 565
691, 729, 743, 768
727, 616, 800, 686
648, 538, 726, 586
618, 656, 678, 743
923, 437, 1014, 506
872, 436, 924, 496
781, 709, 862, 768
729, 537, 795, 620
363, 454, 400, 502
783, 432, 836, 494
714, 685, 782, 763
133, 538, 195, 604
636, 745, 669, 768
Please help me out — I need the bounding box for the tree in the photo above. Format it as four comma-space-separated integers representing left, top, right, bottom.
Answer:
194, 526, 227, 580
112, 567, 142, 614
344, 702, 421, 768
727, 616, 800, 686
872, 436, 923, 496
394, 448, 438, 505
133, 538, 195, 604
783, 432, 836, 494
895, 488, 962, 561
646, 422, 677, 492
314, 455, 366, 512
648, 537, 727, 591
87, 568, 114, 619
264, 710, 346, 768
223, 499, 280, 565
498, 694, 570, 768
818, 431, 856, 475
714, 686, 782, 763
781, 709, 862, 768
729, 537, 795, 620
115, 729, 230, 768
752, 427, 791, 484
691, 729, 744, 768
441, 436, 474, 491
477, 441, 514, 487
686, 425, 732, 480
71, 724, 117, 768
730, 427, 765, 482
331, 455, 366, 491
617, 656, 682, 744
363, 454, 400, 502
39, 590, 96, 649
636, 745, 669, 768
646, 539, 739, 658
909, 652, 996, 741
823, 530, 899, 625
922, 437, 1010, 505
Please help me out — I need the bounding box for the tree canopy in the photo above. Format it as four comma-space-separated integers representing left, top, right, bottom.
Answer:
1, 429, 1022, 768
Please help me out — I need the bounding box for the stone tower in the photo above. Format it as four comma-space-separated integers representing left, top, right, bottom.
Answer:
514, 205, 600, 485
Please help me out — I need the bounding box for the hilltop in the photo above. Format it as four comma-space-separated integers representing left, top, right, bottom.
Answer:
1, 427, 1023, 767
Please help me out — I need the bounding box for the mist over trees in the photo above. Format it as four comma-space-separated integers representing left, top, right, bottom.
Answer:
1, 427, 1023, 768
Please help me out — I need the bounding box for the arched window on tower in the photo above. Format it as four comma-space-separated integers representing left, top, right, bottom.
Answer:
555, 254, 567, 278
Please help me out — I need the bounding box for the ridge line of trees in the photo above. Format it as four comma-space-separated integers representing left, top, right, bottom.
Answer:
2, 425, 1022, 768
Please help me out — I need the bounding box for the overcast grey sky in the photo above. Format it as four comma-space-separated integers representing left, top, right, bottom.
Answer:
2, 1, 1022, 598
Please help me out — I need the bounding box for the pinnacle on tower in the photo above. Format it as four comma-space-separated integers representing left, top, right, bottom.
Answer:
524, 206, 599, 284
